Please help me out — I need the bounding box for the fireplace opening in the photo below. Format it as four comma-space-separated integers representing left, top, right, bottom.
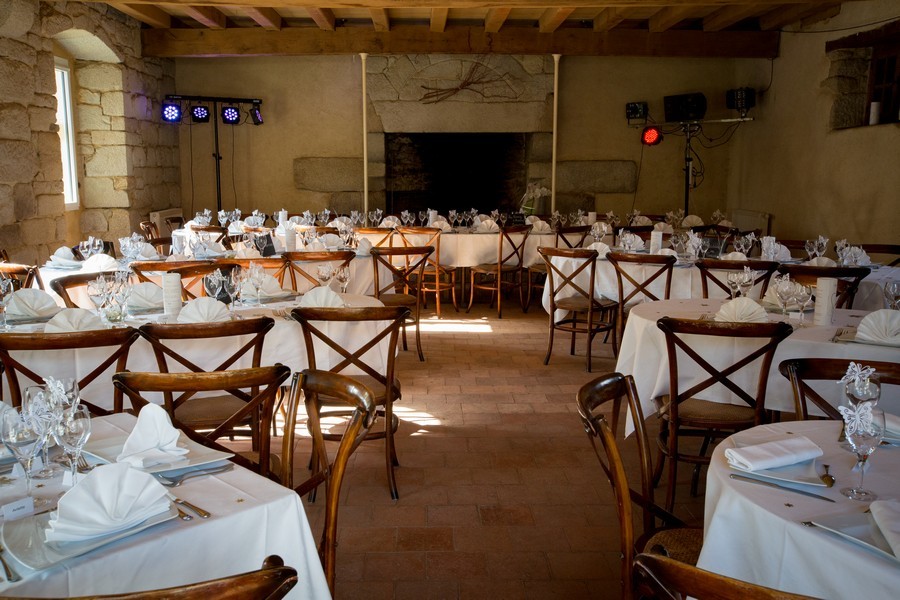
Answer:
385, 133, 529, 216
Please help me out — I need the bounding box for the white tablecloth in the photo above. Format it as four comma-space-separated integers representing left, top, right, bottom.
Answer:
0, 413, 330, 598
614, 299, 900, 427
700, 420, 900, 599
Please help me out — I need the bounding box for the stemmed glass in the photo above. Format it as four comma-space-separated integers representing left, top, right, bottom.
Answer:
367, 211, 377, 227
317, 265, 335, 288
204, 273, 224, 301
775, 278, 796, 316
499, 213, 508, 228
54, 405, 91, 485
335, 266, 351, 294
699, 239, 711, 258
78, 240, 93, 259
794, 285, 813, 326
1, 407, 47, 508
726, 272, 742, 300
884, 281, 899, 310
815, 237, 827, 258
804, 240, 816, 261
23, 386, 60, 479
418, 211, 427, 227
839, 403, 885, 501
248, 262, 267, 306
738, 269, 754, 298
0, 277, 13, 331
92, 237, 105, 256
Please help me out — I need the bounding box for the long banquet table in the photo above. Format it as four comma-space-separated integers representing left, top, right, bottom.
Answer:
0, 413, 330, 598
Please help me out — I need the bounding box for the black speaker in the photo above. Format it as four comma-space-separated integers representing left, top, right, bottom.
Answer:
664, 93, 707, 122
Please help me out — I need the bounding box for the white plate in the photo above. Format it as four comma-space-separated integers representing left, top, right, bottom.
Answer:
810, 512, 898, 563
43, 263, 82, 271
83, 431, 233, 474
1, 507, 178, 571
729, 458, 828, 487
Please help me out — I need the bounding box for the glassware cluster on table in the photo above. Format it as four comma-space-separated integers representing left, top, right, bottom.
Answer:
771, 274, 813, 325
77, 236, 106, 260
837, 363, 884, 501
87, 271, 133, 324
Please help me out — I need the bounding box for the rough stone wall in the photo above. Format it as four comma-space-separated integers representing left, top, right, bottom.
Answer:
823, 47, 872, 130
0, 1, 179, 263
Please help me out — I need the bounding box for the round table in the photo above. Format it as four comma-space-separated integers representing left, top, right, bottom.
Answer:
699, 420, 900, 598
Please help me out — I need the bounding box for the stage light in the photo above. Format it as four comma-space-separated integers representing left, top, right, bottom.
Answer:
161, 102, 181, 123
641, 126, 663, 146
190, 105, 210, 123
250, 103, 263, 125
221, 105, 241, 125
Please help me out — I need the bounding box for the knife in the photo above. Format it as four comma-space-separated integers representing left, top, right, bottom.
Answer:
729, 474, 836, 502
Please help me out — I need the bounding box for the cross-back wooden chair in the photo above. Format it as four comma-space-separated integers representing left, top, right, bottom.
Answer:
775, 264, 870, 309
291, 306, 408, 499
607, 252, 676, 346
556, 224, 592, 249
778, 358, 900, 420
695, 259, 779, 300
354, 227, 395, 248
395, 226, 457, 317
0, 327, 140, 415
632, 553, 819, 600
279, 370, 375, 595
49, 270, 120, 309
283, 251, 355, 293
468, 224, 532, 319
164, 215, 185, 233
539, 247, 617, 371
139, 219, 161, 239
371, 245, 434, 361
113, 364, 289, 476
654, 317, 794, 511
136, 317, 275, 450
131, 260, 211, 284
577, 373, 702, 600
0, 262, 44, 290
855, 243, 900, 267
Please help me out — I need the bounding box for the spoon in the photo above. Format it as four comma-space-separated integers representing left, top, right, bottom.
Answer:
821, 464, 835, 488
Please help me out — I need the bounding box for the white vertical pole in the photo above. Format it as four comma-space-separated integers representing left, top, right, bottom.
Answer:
551, 54, 561, 214
360, 53, 369, 214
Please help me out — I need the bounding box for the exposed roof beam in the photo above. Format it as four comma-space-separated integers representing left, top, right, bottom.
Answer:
182, 5, 227, 29
593, 8, 625, 33
242, 7, 282, 30
306, 7, 335, 31
370, 8, 390, 32
143, 25, 779, 59
118, 1, 868, 8
801, 3, 842, 27
759, 3, 826, 30
431, 8, 449, 33
538, 8, 575, 33
649, 6, 697, 33
109, 3, 171, 29
484, 7, 511, 33
703, 5, 760, 32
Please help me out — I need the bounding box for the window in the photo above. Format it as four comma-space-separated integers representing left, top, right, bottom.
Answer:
868, 42, 899, 124
54, 58, 79, 206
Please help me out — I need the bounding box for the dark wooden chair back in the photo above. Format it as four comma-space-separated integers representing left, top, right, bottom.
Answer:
540, 247, 599, 309
496, 224, 532, 269
139, 220, 160, 239
49, 270, 119, 309
283, 251, 355, 292
0, 248, 10, 262
556, 225, 591, 248
775, 264, 870, 309
164, 215, 185, 232
228, 257, 290, 289
354, 227, 394, 248
856, 243, 900, 266
0, 263, 43, 290
607, 252, 677, 306
371, 245, 435, 299
191, 225, 233, 250
695, 259, 779, 299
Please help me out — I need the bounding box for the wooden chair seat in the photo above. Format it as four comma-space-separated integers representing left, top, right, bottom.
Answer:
174, 394, 252, 429
658, 396, 757, 426
643, 527, 704, 565
378, 292, 417, 307
471, 262, 521, 274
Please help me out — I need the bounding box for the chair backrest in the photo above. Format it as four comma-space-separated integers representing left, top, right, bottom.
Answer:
657, 318, 793, 425
539, 246, 600, 313
695, 259, 779, 300
133, 261, 238, 300
191, 225, 232, 249
354, 227, 394, 248
0, 327, 140, 414
632, 553, 818, 600
49, 270, 120, 309
607, 252, 677, 306
282, 370, 375, 595
495, 224, 532, 269
0, 248, 9, 262
131, 259, 212, 283
164, 215, 185, 232
395, 226, 444, 269
370, 246, 434, 299
856, 243, 900, 267
113, 364, 289, 476
556, 225, 591, 249
0, 262, 43, 290
775, 264, 870, 309
146, 236, 173, 256
228, 257, 290, 289
139, 219, 161, 239
778, 358, 900, 420
283, 251, 355, 292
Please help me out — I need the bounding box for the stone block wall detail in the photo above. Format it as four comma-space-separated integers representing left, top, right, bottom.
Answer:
823, 47, 872, 130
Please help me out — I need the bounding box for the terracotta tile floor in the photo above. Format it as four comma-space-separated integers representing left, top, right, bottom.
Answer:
289, 300, 706, 599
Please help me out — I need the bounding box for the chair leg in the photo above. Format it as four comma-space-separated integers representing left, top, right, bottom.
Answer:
664, 425, 679, 513
449, 272, 459, 312
543, 318, 555, 365
384, 402, 399, 500
691, 435, 713, 497
496, 275, 503, 319
414, 311, 425, 362
466, 270, 475, 313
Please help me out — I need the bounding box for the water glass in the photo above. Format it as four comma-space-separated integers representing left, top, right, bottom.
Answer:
840, 404, 884, 501
794, 285, 812, 326
0, 277, 13, 331
54, 405, 91, 485
317, 265, 335, 288
1, 407, 47, 507
804, 240, 816, 261
883, 281, 899, 310
335, 266, 351, 294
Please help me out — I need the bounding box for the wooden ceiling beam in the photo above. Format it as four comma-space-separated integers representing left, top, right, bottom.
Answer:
703, 5, 760, 32
801, 3, 842, 27
242, 7, 282, 30
306, 7, 335, 31
183, 6, 227, 29
109, 3, 171, 29
142, 25, 780, 59
593, 8, 625, 33
649, 6, 698, 33
539, 8, 575, 33
370, 8, 390, 32
116, 1, 867, 9
759, 3, 828, 30
484, 8, 511, 33
431, 8, 449, 32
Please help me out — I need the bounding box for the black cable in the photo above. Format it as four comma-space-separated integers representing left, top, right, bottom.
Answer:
230, 123, 237, 209
691, 145, 705, 189
780, 14, 899, 35
188, 122, 195, 216
697, 122, 742, 149
631, 143, 645, 211
758, 58, 775, 96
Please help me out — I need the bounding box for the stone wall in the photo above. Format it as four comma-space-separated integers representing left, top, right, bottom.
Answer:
823, 47, 872, 130
0, 1, 178, 264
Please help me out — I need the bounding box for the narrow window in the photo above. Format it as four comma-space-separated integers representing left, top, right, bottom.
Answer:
54, 58, 80, 206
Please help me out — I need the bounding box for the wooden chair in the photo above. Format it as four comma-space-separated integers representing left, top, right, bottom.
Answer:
856, 243, 900, 267
778, 358, 900, 420
49, 270, 120, 309
0, 327, 140, 414
114, 364, 289, 477
139, 219, 161, 239
775, 264, 870, 309
354, 226, 394, 248
0, 262, 43, 290
539, 247, 617, 371
136, 317, 275, 451
280, 370, 375, 595
467, 224, 532, 319
132, 260, 237, 301
607, 252, 676, 347
191, 225, 233, 250
695, 259, 779, 300
654, 317, 794, 511
525, 225, 591, 311
632, 553, 818, 600
291, 306, 408, 499
164, 215, 185, 233
577, 373, 702, 600
0, 248, 10, 262
371, 245, 434, 361
395, 226, 458, 317
283, 251, 355, 293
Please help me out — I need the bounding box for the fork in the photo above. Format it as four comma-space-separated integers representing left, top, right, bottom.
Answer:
0, 545, 21, 582
77, 455, 93, 473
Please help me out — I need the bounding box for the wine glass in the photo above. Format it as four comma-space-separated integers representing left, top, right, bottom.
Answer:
1, 407, 47, 508
248, 262, 267, 306
317, 264, 334, 288
499, 213, 508, 227
726, 272, 742, 300
845, 373, 881, 407
884, 280, 899, 310
92, 237, 105, 256
0, 277, 13, 331
23, 386, 61, 479
699, 239, 711, 258
418, 211, 427, 226
78, 240, 93, 259
794, 284, 813, 326
204, 273, 224, 300
54, 404, 91, 486
738, 270, 754, 298
335, 266, 351, 294
815, 237, 827, 258
804, 240, 816, 261
775, 278, 796, 316
839, 404, 885, 501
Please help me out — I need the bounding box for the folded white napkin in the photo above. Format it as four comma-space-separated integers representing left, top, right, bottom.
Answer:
719, 252, 747, 261
241, 273, 288, 299
83, 254, 118, 271
380, 216, 401, 228
55, 246, 76, 261
227, 220, 245, 234
49, 246, 82, 268
234, 247, 262, 259
656, 248, 678, 256
45, 462, 170, 543
532, 220, 551, 234
870, 500, 900, 557
715, 297, 767, 323
805, 256, 837, 267
724, 435, 823, 471
774, 243, 792, 262
194, 242, 226, 258
681, 215, 704, 228
328, 216, 351, 227
177, 297, 230, 323
431, 215, 448, 225
136, 243, 160, 260
476, 219, 499, 233
653, 222, 673, 233
303, 240, 326, 252
886, 413, 900, 439
299, 286, 344, 308
356, 238, 373, 256
127, 282, 164, 310
116, 403, 189, 468
433, 220, 452, 232
322, 233, 342, 247
855, 309, 900, 346
5, 289, 59, 319
587, 242, 610, 258
166, 253, 188, 262
628, 237, 646, 251
44, 308, 104, 333
631, 215, 652, 226
525, 215, 540, 224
